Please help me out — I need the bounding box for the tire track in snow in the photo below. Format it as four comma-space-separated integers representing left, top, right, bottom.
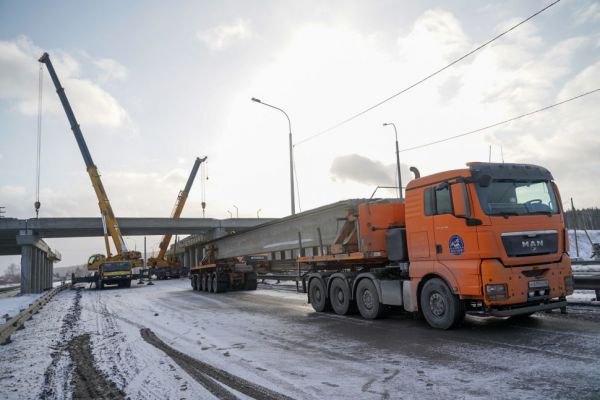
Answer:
140, 327, 295, 400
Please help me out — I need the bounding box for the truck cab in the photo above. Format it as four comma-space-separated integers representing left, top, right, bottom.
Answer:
96, 261, 133, 289
405, 162, 573, 327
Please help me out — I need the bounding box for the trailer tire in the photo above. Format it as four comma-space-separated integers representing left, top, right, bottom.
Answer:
420, 278, 464, 330
309, 278, 331, 312
200, 273, 206, 291
356, 279, 384, 319
244, 272, 258, 291
329, 278, 356, 315
213, 274, 227, 293
207, 273, 213, 293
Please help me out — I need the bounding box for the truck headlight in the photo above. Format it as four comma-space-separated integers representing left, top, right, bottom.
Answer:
486, 284, 508, 301
564, 275, 574, 293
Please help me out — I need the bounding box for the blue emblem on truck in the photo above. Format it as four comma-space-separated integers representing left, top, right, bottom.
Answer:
449, 235, 464, 256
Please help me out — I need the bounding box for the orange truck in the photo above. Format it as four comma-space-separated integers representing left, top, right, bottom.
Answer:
300, 162, 573, 329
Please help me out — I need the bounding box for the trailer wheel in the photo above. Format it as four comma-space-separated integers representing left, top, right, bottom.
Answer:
201, 273, 208, 292
213, 274, 227, 293
329, 278, 356, 315
356, 279, 384, 319
244, 272, 258, 291
309, 278, 331, 312
207, 273, 213, 293
420, 278, 464, 329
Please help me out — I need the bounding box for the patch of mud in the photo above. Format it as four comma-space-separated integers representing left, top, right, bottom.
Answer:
40, 287, 83, 399
67, 334, 125, 400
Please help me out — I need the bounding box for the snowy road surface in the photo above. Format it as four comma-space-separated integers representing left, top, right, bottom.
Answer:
1, 279, 600, 399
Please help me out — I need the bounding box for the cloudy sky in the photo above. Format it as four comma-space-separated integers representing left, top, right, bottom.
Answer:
1, 0, 599, 270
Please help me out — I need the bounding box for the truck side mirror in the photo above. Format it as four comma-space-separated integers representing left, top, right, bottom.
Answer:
451, 182, 470, 218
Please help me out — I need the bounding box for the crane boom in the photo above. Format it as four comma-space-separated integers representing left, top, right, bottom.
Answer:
38, 52, 129, 258
153, 156, 207, 264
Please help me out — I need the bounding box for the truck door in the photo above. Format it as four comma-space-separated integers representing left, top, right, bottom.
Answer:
431, 183, 481, 295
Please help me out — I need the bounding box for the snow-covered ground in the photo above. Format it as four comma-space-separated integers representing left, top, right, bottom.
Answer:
568, 229, 600, 262
1, 279, 599, 399
0, 292, 45, 320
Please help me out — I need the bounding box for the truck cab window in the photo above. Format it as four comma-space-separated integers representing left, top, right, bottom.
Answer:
423, 186, 453, 215
435, 186, 453, 215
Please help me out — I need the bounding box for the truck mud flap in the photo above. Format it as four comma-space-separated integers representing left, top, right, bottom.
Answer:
489, 301, 567, 317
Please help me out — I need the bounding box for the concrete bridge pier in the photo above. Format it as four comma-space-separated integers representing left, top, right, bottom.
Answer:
17, 230, 61, 294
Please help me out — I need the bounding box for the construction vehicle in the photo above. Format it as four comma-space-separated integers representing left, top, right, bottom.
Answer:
187, 162, 573, 329
148, 156, 207, 279
39, 52, 141, 289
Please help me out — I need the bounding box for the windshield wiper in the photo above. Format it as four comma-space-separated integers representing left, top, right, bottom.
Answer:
492, 211, 520, 219
527, 210, 553, 217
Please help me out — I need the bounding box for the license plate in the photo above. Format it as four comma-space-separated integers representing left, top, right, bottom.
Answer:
528, 279, 548, 288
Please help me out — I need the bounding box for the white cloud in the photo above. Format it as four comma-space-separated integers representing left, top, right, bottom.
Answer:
573, 2, 600, 25
196, 18, 253, 50
0, 185, 27, 197
0, 36, 132, 130
94, 58, 128, 83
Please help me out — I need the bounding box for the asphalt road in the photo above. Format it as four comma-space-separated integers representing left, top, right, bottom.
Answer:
1, 279, 599, 399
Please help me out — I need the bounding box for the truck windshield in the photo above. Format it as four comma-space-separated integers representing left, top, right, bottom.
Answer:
476, 180, 559, 216
103, 262, 131, 272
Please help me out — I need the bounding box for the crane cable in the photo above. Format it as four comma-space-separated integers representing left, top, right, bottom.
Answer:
35, 63, 43, 218
294, 0, 561, 146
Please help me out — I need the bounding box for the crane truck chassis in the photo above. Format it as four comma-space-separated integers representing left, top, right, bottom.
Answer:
187, 162, 573, 329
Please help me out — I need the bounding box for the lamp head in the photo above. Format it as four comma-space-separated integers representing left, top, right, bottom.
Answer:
251, 97, 261, 103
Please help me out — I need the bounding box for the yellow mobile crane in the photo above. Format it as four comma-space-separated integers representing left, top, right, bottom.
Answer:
39, 52, 142, 289
147, 156, 207, 279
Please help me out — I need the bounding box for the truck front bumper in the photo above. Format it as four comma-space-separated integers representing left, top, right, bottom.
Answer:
489, 300, 567, 317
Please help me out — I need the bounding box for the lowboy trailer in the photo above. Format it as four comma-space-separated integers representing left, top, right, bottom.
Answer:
188, 162, 574, 329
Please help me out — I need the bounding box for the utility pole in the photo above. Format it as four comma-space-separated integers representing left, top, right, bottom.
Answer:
571, 198, 579, 258
0, 206, 5, 218
382, 123, 403, 200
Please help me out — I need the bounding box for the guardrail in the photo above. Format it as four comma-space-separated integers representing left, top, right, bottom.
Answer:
0, 283, 70, 345
0, 285, 20, 294
573, 274, 600, 301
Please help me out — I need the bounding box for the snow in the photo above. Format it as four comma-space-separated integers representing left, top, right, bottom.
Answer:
1, 280, 599, 399
0, 292, 45, 320
568, 229, 600, 261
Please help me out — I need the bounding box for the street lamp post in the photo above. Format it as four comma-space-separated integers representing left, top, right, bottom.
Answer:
383, 122, 403, 200
251, 97, 295, 215
233, 205, 239, 218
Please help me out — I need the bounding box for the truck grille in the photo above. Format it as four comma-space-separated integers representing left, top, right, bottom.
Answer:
501, 230, 558, 257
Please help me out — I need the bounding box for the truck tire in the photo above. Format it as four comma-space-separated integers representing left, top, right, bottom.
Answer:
329, 278, 356, 315
420, 278, 465, 329
309, 278, 331, 312
124, 280, 131, 288
97, 279, 104, 290
356, 279, 384, 319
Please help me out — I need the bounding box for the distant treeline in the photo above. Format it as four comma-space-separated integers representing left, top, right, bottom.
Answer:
564, 208, 600, 230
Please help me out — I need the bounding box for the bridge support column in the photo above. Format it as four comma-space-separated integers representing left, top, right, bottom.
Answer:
17, 231, 61, 294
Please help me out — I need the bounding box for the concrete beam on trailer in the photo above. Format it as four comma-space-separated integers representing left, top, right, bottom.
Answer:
178, 199, 381, 259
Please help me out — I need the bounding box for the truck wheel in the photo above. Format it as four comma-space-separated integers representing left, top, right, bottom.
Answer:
329, 278, 356, 315
98, 279, 104, 290
124, 280, 131, 288
309, 278, 331, 312
356, 279, 384, 319
420, 278, 464, 329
